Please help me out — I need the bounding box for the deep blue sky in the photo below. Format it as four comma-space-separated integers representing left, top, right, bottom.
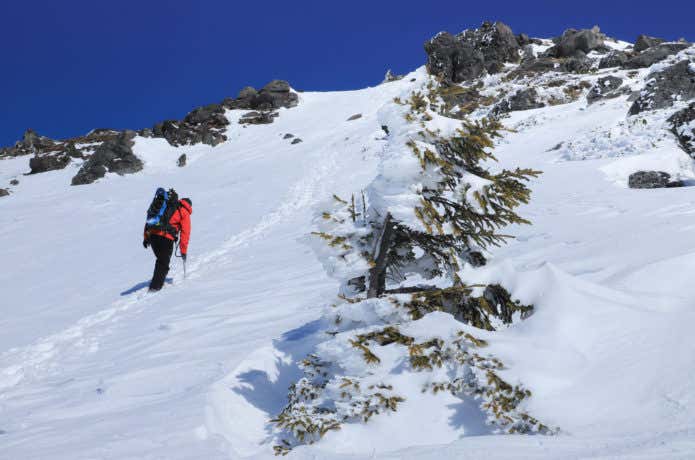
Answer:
1, 0, 693, 146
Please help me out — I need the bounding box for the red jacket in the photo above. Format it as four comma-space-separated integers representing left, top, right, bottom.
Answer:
146, 199, 192, 254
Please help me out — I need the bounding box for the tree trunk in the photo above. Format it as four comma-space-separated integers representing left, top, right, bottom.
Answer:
367, 213, 394, 298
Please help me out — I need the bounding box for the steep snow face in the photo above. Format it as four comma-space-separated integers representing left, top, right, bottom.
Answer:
2, 48, 695, 460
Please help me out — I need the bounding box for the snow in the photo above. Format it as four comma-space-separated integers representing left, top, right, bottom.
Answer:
2, 54, 695, 459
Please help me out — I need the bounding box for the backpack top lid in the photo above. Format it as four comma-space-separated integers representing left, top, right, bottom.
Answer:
146, 187, 178, 227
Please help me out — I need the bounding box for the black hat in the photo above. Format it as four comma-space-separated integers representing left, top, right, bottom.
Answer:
182, 197, 192, 207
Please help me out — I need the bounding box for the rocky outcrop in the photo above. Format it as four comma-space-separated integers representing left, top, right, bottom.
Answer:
0, 129, 60, 158
587, 76, 627, 104
71, 131, 143, 185
222, 80, 298, 111
599, 50, 629, 69
0, 188, 9, 198
669, 103, 695, 156
29, 153, 71, 174
177, 154, 187, 167
624, 43, 690, 69
634, 35, 664, 53
152, 103, 229, 147
425, 21, 520, 83
628, 171, 683, 189
493, 88, 545, 115
547, 27, 605, 58
629, 60, 695, 115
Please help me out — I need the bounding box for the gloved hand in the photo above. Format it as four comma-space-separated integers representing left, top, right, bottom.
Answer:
143, 239, 150, 249
182, 254, 187, 262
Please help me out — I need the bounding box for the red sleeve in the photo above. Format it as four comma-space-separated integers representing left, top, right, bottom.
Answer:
179, 210, 191, 254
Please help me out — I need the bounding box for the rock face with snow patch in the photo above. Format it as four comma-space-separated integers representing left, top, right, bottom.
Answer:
587, 76, 627, 104
71, 131, 143, 185
628, 171, 682, 189
669, 103, 695, 156
424, 21, 520, 83
29, 152, 71, 174
624, 43, 690, 69
629, 60, 695, 115
493, 88, 545, 115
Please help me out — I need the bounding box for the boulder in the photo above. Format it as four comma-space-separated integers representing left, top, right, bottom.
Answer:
587, 76, 627, 104
177, 154, 187, 167
29, 153, 71, 174
599, 50, 630, 69
629, 60, 695, 115
634, 35, 664, 52
71, 131, 143, 185
424, 21, 520, 83
347, 113, 362, 121
283, 133, 295, 139
291, 138, 303, 144
668, 103, 695, 156
0, 188, 9, 197
561, 55, 593, 73
223, 80, 298, 111
548, 27, 605, 58
624, 43, 690, 69
9, 179, 19, 186
493, 88, 545, 115
628, 171, 683, 189
153, 103, 229, 147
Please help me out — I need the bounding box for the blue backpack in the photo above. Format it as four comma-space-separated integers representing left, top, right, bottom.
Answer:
145, 187, 179, 236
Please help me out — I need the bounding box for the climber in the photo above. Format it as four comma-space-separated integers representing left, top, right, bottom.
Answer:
143, 190, 192, 291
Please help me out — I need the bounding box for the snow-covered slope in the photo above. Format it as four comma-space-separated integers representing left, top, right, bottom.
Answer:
2, 46, 695, 459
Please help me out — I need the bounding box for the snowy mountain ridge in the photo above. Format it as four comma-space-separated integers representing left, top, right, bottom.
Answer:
2, 21, 695, 459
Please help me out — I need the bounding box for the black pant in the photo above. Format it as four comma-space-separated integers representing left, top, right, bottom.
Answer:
149, 234, 174, 291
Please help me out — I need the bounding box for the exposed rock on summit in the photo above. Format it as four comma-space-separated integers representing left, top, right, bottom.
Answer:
424, 21, 520, 83
546, 27, 606, 58
222, 80, 298, 111
628, 171, 683, 189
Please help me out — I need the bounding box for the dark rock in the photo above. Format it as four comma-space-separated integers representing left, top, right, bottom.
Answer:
0, 188, 9, 197
29, 153, 71, 174
599, 50, 630, 69
628, 171, 683, 189
223, 80, 298, 111
381, 125, 390, 135
347, 113, 362, 121
424, 21, 520, 83
561, 55, 593, 74
625, 43, 690, 69
547, 27, 605, 58
153, 103, 229, 147
9, 179, 19, 185
513, 57, 560, 76
177, 154, 187, 167
283, 133, 295, 139
238, 111, 278, 125
468, 251, 486, 267
71, 131, 143, 185
635, 35, 664, 53
1, 129, 60, 157
291, 138, 303, 144
668, 103, 695, 156
493, 88, 545, 115
629, 61, 695, 115
587, 76, 627, 104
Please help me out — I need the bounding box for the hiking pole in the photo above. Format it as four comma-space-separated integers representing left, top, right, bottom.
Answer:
183, 257, 187, 280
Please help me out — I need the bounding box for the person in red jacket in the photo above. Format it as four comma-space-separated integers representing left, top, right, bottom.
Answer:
143, 197, 192, 291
